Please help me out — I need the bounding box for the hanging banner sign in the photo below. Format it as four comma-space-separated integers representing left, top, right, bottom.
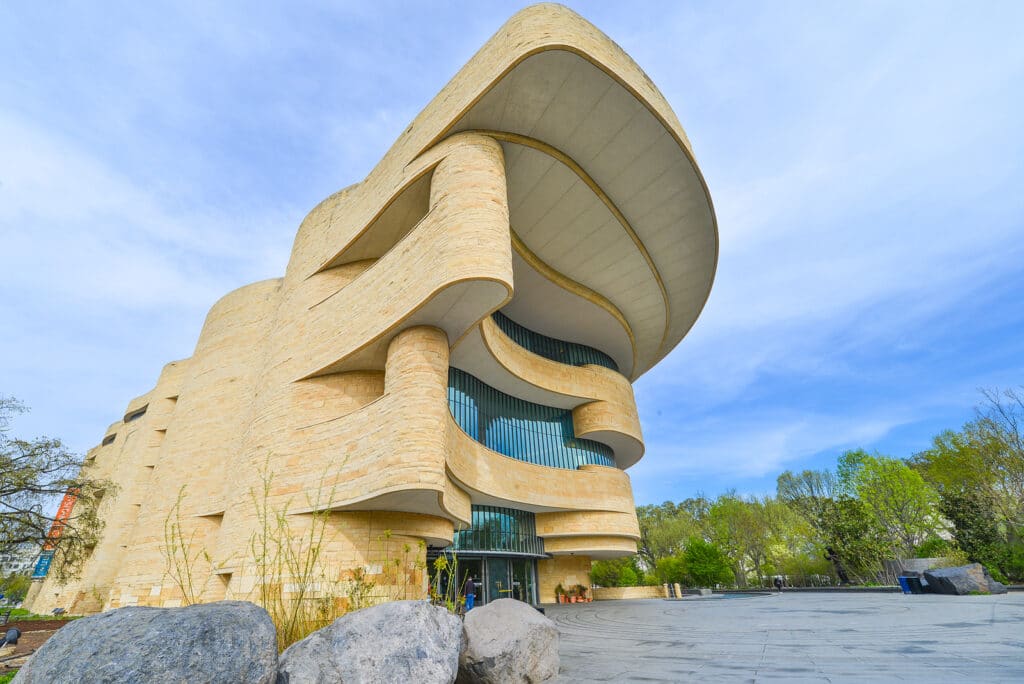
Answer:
32, 489, 79, 578
32, 550, 55, 579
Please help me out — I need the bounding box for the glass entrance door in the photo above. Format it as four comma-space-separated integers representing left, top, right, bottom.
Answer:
511, 558, 535, 603
429, 552, 538, 606
486, 557, 511, 603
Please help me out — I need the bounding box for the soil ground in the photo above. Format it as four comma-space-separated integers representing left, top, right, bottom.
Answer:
1, 619, 72, 674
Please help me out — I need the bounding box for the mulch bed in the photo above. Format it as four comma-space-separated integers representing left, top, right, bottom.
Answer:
2, 620, 74, 671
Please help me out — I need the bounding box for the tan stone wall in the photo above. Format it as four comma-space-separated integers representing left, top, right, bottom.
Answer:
537, 555, 592, 604
593, 585, 668, 601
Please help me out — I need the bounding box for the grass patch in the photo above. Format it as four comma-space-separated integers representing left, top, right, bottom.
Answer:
2, 607, 77, 622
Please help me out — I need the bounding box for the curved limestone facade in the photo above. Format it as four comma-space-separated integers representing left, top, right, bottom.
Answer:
29, 3, 716, 613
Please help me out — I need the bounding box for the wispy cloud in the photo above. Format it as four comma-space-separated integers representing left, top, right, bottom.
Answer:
1, 2, 1022, 506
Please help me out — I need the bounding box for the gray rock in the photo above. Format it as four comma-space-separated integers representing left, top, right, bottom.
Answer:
277, 600, 462, 684
924, 563, 1008, 595
13, 600, 277, 684
458, 599, 558, 684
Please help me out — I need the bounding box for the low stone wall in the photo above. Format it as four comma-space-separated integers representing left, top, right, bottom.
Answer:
593, 586, 668, 601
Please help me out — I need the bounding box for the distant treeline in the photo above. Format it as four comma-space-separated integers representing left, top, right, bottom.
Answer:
593, 388, 1024, 588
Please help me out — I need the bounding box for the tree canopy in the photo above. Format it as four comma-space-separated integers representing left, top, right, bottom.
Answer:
593, 387, 1024, 588
1, 396, 113, 583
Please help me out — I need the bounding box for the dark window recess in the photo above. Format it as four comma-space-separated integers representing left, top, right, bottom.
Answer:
124, 406, 148, 422
491, 311, 618, 372
448, 367, 614, 469
101, 434, 116, 446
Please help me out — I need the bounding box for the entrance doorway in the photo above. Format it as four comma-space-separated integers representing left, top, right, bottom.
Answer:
428, 553, 538, 605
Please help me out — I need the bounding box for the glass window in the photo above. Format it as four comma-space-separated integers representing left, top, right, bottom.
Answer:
448, 368, 614, 469
452, 505, 544, 556
492, 311, 618, 371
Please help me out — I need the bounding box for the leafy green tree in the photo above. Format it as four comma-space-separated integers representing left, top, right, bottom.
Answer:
654, 555, 687, 584
707, 494, 777, 587
911, 388, 1024, 581
974, 388, 1024, 537
0, 396, 114, 583
682, 537, 733, 587
937, 489, 1003, 567
617, 565, 639, 587
915, 389, 1024, 541
636, 500, 702, 568
590, 556, 643, 587
819, 496, 893, 581
777, 469, 837, 529
842, 450, 944, 555
0, 572, 31, 603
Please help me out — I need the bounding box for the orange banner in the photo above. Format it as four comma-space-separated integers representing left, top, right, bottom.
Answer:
42, 488, 79, 551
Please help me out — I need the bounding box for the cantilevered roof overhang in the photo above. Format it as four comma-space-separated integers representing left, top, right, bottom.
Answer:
298, 4, 717, 381
428, 8, 718, 379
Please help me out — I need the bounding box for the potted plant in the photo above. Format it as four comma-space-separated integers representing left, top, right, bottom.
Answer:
555, 583, 566, 604
575, 584, 590, 602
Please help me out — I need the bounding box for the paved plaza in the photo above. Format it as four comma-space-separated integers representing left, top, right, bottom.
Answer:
547, 592, 1024, 682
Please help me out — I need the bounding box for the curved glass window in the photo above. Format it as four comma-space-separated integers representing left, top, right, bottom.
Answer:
452, 506, 545, 556
448, 368, 615, 469
492, 311, 618, 372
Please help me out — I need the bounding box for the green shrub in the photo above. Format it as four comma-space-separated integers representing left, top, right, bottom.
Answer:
617, 566, 639, 587
683, 538, 733, 587
915, 537, 954, 558
655, 556, 687, 585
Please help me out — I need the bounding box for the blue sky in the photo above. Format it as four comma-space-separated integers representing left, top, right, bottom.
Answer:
2, 2, 1022, 506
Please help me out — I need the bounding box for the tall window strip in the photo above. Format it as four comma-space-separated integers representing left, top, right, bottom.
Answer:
451, 505, 545, 555
448, 367, 615, 469
491, 311, 619, 372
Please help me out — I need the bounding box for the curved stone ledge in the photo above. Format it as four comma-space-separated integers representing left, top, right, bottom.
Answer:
572, 400, 644, 469
297, 135, 513, 378
542, 535, 638, 559
445, 419, 636, 515
535, 510, 640, 540
451, 315, 644, 467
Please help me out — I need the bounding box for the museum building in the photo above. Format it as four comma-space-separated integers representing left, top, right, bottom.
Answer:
28, 4, 717, 613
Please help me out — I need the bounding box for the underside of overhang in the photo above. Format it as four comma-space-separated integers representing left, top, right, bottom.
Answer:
445, 48, 717, 377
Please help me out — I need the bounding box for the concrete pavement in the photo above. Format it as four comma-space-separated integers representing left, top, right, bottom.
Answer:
546, 591, 1024, 682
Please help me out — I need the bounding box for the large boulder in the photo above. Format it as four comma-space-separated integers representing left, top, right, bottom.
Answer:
277, 600, 462, 683
924, 563, 1008, 595
13, 600, 277, 684
458, 599, 559, 683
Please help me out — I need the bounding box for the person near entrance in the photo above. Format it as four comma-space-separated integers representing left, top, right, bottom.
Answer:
465, 576, 477, 610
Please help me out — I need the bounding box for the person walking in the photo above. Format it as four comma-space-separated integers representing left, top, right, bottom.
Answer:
465, 576, 477, 610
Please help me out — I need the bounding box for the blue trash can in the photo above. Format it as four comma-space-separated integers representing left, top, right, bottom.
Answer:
897, 577, 912, 594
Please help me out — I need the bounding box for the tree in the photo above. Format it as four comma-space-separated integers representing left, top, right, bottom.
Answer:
841, 450, 944, 556
971, 388, 1024, 539
654, 555, 687, 585
778, 467, 892, 582
636, 500, 702, 568
1, 571, 31, 603
911, 388, 1024, 581
777, 469, 837, 529
707, 494, 777, 587
0, 396, 114, 583
682, 537, 733, 587
818, 496, 893, 581
591, 557, 643, 587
